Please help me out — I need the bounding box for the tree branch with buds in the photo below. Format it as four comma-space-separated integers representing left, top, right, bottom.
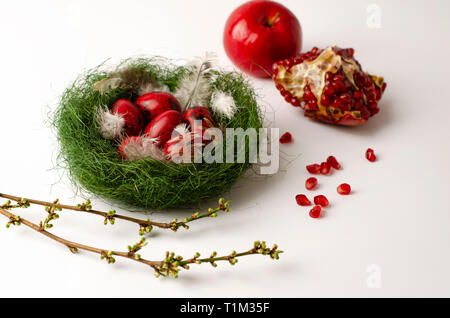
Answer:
0, 194, 282, 278
0, 193, 230, 236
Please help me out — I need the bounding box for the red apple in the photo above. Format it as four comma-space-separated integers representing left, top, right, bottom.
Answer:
223, 0, 302, 78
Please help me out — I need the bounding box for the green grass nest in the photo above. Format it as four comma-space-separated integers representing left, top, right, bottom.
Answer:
53, 58, 263, 210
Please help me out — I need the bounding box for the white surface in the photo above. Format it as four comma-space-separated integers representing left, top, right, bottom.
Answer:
0, 0, 449, 297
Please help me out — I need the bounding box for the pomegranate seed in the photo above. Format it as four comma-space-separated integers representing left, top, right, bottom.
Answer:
323, 85, 335, 96
306, 101, 318, 110
321, 95, 331, 106
337, 183, 351, 195
306, 164, 321, 174
279, 132, 292, 144
309, 205, 322, 218
332, 81, 345, 93
366, 148, 376, 162
333, 74, 345, 82
305, 177, 318, 190
304, 90, 316, 101
331, 97, 343, 108
295, 194, 311, 206
354, 99, 364, 108
326, 155, 341, 170
291, 98, 301, 107
339, 93, 352, 104
353, 91, 363, 99
314, 195, 329, 207
320, 162, 331, 175
360, 108, 370, 120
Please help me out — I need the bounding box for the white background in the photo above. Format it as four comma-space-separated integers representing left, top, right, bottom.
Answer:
0, 0, 449, 297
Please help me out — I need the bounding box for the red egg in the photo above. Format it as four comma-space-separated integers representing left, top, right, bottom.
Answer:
111, 99, 144, 136
163, 132, 204, 162
144, 110, 182, 146
136, 92, 182, 120
182, 106, 215, 134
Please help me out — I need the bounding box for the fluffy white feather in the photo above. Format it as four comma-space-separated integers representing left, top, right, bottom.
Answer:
211, 91, 237, 119
187, 51, 219, 71
173, 123, 190, 136
122, 136, 166, 161
138, 83, 172, 96
97, 107, 125, 140
93, 77, 122, 94
174, 72, 211, 110
174, 51, 219, 109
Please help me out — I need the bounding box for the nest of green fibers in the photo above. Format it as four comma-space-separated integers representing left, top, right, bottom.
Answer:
52, 57, 263, 210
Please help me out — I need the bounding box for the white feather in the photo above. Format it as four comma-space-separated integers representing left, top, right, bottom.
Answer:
211, 91, 237, 119
174, 51, 219, 109
97, 107, 125, 140
93, 77, 122, 94
174, 72, 211, 110
173, 123, 190, 136
187, 51, 219, 71
138, 83, 172, 96
122, 136, 166, 161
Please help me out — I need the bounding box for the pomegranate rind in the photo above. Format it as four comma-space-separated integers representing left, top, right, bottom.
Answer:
273, 45, 386, 126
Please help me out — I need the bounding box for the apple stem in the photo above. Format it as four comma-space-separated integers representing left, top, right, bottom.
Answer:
266, 12, 280, 27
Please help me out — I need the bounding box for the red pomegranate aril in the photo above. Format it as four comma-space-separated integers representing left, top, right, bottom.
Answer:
331, 98, 343, 108
361, 108, 370, 120
339, 93, 352, 104
280, 89, 289, 97
306, 101, 319, 110
333, 74, 345, 82
353, 91, 363, 99
314, 195, 329, 207
306, 164, 321, 174
337, 183, 351, 195
291, 98, 301, 107
305, 177, 318, 190
367, 91, 377, 102
332, 81, 345, 93
340, 103, 351, 112
280, 132, 293, 144
354, 99, 364, 108
342, 48, 354, 58
304, 90, 316, 102
320, 162, 331, 175
296, 194, 311, 206
323, 85, 335, 96
326, 155, 341, 170
325, 72, 333, 81
367, 102, 378, 110
309, 205, 322, 218
321, 95, 331, 106
366, 148, 376, 162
